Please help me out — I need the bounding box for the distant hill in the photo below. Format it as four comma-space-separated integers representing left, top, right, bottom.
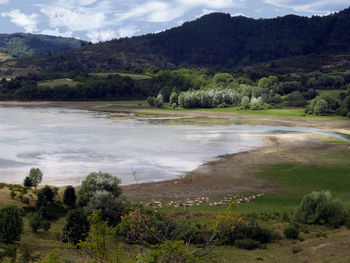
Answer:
0, 33, 85, 62
3, 7, 350, 73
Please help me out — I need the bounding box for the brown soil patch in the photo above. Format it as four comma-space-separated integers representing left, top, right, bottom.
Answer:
123, 135, 346, 201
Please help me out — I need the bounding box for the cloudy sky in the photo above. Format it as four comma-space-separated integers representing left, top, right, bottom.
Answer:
0, 0, 349, 43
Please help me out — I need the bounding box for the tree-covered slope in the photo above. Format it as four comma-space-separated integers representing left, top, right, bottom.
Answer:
5, 7, 350, 72
0, 33, 85, 62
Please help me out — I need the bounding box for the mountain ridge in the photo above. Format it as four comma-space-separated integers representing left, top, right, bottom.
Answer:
2, 7, 350, 74
0, 33, 86, 62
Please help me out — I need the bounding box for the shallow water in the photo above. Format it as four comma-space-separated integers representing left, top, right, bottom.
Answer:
0, 107, 347, 186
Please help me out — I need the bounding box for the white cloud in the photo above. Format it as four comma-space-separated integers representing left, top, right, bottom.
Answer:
0, 0, 8, 4
263, 0, 349, 13
87, 28, 117, 42
117, 26, 139, 38
40, 6, 106, 31
41, 28, 74, 38
196, 9, 216, 18
1, 9, 38, 33
115, 0, 243, 23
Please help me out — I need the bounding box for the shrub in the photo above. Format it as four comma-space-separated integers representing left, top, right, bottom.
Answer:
241, 96, 250, 109
27, 212, 50, 233
147, 96, 155, 106
62, 209, 89, 244
295, 191, 344, 227
234, 239, 260, 250
87, 191, 125, 225
0, 205, 23, 243
345, 217, 350, 229
217, 220, 274, 246
77, 172, 122, 207
284, 225, 299, 239
117, 206, 174, 245
169, 92, 178, 105
39, 186, 55, 204
10, 190, 16, 199
155, 94, 164, 108
138, 240, 198, 263
23, 176, 34, 188
63, 186, 76, 208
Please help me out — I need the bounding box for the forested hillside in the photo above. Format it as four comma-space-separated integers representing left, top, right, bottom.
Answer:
5, 7, 350, 73
0, 33, 85, 62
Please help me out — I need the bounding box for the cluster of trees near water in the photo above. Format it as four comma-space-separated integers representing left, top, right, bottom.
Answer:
147, 68, 350, 117
0, 166, 349, 262
0, 72, 149, 100
1, 67, 350, 117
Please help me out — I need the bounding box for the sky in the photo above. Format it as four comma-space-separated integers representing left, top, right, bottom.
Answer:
0, 0, 349, 43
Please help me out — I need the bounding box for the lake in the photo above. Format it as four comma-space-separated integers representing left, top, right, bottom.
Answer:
0, 107, 347, 186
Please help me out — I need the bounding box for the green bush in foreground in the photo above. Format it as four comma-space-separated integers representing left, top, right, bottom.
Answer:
0, 205, 23, 243
284, 225, 299, 239
296, 191, 344, 227
63, 185, 76, 208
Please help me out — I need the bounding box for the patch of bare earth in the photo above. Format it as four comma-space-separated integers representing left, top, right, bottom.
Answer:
124, 134, 346, 201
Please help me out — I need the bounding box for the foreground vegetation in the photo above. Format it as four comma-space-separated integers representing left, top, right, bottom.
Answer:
0, 138, 349, 263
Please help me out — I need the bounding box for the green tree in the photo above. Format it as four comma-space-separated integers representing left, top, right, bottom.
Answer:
38, 186, 55, 204
79, 210, 113, 263
63, 186, 76, 208
23, 176, 34, 188
155, 94, 164, 108
178, 92, 185, 108
77, 172, 122, 207
296, 191, 344, 227
29, 168, 43, 190
169, 92, 178, 105
258, 76, 279, 93
213, 73, 234, 87
87, 191, 125, 225
0, 205, 23, 243
62, 209, 89, 245
240, 96, 250, 109
313, 98, 328, 115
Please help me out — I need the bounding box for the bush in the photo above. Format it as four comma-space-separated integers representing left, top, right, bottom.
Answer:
87, 191, 125, 225
169, 92, 178, 105
147, 96, 155, 106
284, 225, 299, 239
23, 176, 34, 188
345, 217, 350, 229
10, 190, 16, 199
155, 94, 164, 108
38, 186, 55, 204
62, 209, 89, 244
63, 186, 76, 208
77, 172, 122, 207
27, 212, 51, 233
234, 239, 260, 250
218, 221, 274, 246
295, 191, 344, 227
0, 205, 23, 243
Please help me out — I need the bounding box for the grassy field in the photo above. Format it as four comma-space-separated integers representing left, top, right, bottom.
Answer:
38, 78, 81, 88
90, 72, 152, 80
